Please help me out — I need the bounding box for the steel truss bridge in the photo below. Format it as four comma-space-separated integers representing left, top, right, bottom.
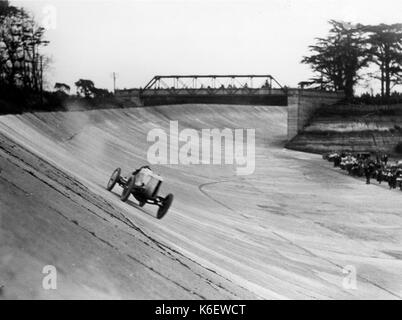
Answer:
138, 75, 288, 106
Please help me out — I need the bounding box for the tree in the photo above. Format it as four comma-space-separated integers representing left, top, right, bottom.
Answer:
364, 23, 402, 98
75, 79, 95, 98
0, 2, 49, 90
74, 79, 111, 98
302, 20, 372, 99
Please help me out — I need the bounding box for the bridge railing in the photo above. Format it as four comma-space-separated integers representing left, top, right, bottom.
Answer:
141, 75, 286, 95
140, 87, 287, 96
116, 75, 288, 107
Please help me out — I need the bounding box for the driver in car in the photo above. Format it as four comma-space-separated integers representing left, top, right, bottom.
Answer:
131, 165, 153, 187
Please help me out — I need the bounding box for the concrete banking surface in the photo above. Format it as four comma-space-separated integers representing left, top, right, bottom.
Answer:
0, 104, 401, 299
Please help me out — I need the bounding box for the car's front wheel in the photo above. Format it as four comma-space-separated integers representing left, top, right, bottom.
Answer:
106, 168, 121, 191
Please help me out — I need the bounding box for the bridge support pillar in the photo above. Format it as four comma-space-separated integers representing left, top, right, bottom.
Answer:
287, 89, 344, 141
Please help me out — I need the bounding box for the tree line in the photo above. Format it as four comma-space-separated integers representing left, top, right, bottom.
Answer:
0, 0, 114, 113
0, 0, 48, 92
302, 20, 402, 100
0, 1, 110, 97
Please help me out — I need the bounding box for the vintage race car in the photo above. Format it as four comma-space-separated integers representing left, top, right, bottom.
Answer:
323, 152, 340, 162
106, 167, 173, 219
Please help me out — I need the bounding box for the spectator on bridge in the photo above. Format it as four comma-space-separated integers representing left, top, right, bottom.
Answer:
262, 80, 271, 89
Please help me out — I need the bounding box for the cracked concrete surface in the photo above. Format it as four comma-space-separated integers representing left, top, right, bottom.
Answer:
0, 131, 254, 299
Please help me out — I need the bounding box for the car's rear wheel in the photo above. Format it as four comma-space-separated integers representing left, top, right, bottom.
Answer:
157, 194, 173, 219
121, 176, 135, 202
107, 168, 121, 191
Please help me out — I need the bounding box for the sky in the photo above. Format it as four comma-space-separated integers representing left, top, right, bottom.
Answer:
11, 0, 402, 93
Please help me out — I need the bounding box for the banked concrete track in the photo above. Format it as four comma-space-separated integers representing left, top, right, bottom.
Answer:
0, 104, 401, 299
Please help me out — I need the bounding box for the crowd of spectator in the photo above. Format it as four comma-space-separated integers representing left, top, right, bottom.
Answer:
323, 151, 402, 189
